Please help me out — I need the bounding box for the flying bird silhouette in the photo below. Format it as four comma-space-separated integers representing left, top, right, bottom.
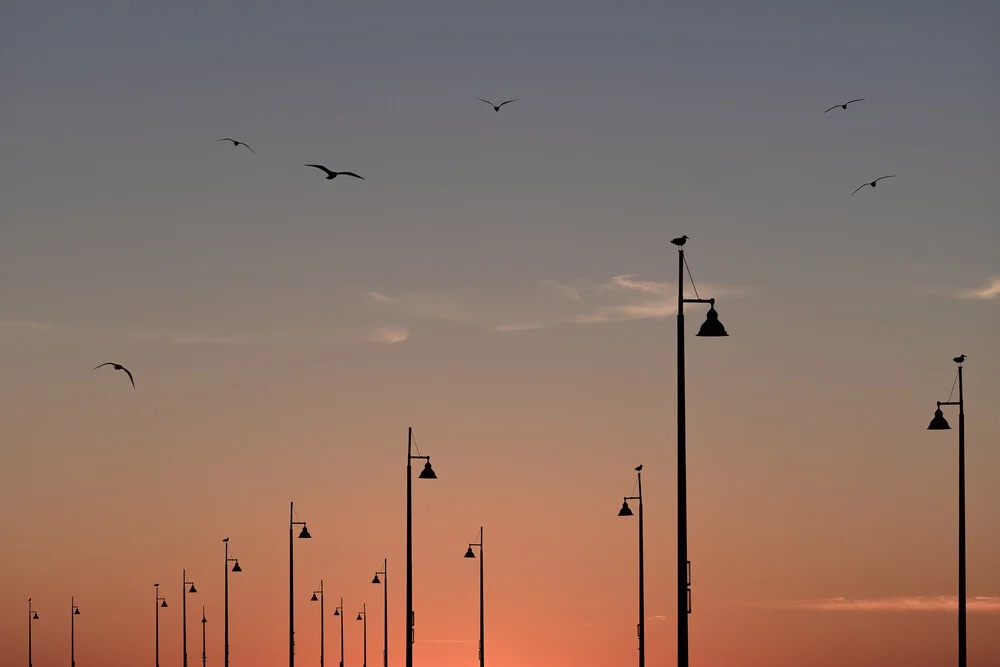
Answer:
304, 165, 365, 180
825, 98, 864, 112
217, 138, 255, 153
478, 98, 517, 112
635, 464, 643, 472
851, 175, 895, 195
93, 362, 135, 388
954, 354, 967, 364
671, 235, 689, 247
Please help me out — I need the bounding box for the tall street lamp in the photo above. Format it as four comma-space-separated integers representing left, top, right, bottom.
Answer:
71, 597, 81, 667
200, 607, 207, 667
618, 465, 645, 667
183, 570, 198, 667
28, 598, 39, 667
405, 426, 437, 667
463, 527, 485, 667
224, 537, 242, 667
155, 584, 168, 667
674, 236, 729, 667
333, 599, 344, 667
356, 605, 367, 667
927, 354, 969, 667
290, 502, 312, 667
310, 581, 325, 667
372, 560, 387, 667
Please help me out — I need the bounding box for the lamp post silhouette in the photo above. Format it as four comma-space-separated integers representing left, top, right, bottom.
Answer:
28, 598, 39, 667
618, 466, 645, 667
290, 502, 312, 667
405, 426, 437, 667
333, 599, 344, 667
357, 605, 367, 667
71, 597, 81, 667
200, 608, 207, 667
310, 581, 325, 667
183, 570, 198, 667
372, 560, 387, 667
155, 584, 168, 667
224, 538, 242, 667
927, 355, 969, 667
675, 239, 728, 667
464, 527, 485, 667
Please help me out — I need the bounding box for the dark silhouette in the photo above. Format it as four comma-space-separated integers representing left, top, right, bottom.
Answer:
217, 138, 255, 153
851, 175, 895, 195
93, 362, 135, 388
478, 98, 517, 112
304, 165, 365, 180
671, 235, 689, 247
635, 464, 643, 472
825, 99, 864, 112
954, 354, 966, 364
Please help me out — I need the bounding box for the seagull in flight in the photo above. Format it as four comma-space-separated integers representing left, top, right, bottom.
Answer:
93, 362, 135, 388
671, 235, 689, 247
635, 464, 643, 472
304, 165, 365, 180
478, 98, 517, 112
217, 138, 255, 153
953, 354, 967, 364
851, 175, 895, 195
825, 98, 864, 112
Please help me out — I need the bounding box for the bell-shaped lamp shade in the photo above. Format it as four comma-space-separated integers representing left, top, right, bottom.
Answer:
464, 546, 476, 559
372, 574, 381, 584
418, 461, 437, 479
33, 612, 39, 620
333, 608, 340, 616
618, 500, 634, 517
189, 584, 198, 594
74, 608, 80, 615
298, 525, 312, 539
231, 561, 242, 573
161, 600, 168, 608
696, 305, 729, 337
356, 613, 363, 621
927, 407, 951, 430
310, 593, 319, 602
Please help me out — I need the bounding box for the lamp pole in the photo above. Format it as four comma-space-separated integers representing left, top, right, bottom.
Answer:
675, 238, 728, 667
311, 581, 325, 667
71, 597, 81, 667
333, 599, 344, 667
290, 502, 312, 667
463, 527, 485, 667
155, 584, 168, 667
357, 605, 367, 667
201, 608, 207, 667
406, 426, 437, 667
927, 355, 968, 667
28, 598, 38, 667
372, 560, 387, 667
618, 466, 645, 667
183, 570, 198, 667
224, 538, 242, 667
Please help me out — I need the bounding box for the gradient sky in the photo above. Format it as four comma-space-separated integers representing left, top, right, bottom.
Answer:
2, 2, 998, 666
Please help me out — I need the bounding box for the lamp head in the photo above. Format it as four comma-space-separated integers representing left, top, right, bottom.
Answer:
464, 546, 476, 559
189, 584, 197, 594
618, 499, 634, 517
32, 612, 39, 620
74, 608, 80, 615
231, 561, 242, 573
298, 525, 312, 539
418, 460, 437, 479
310, 593, 318, 602
333, 608, 340, 616
927, 406, 951, 430
356, 613, 363, 621
161, 600, 168, 608
696, 302, 729, 337
372, 574, 381, 584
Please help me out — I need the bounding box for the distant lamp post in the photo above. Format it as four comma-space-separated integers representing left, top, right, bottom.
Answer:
333, 599, 344, 667
618, 465, 645, 667
405, 426, 437, 667
372, 559, 388, 667
224, 537, 242, 667
71, 597, 81, 667
463, 527, 485, 667
310, 580, 325, 667
155, 584, 168, 667
289, 501, 312, 667
200, 608, 207, 667
28, 598, 39, 667
674, 238, 728, 667
927, 354, 969, 667
357, 604, 367, 667
183, 570, 198, 667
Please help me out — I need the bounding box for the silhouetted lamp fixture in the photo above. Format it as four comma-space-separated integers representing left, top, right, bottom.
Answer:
333, 608, 340, 616
161, 600, 168, 608
33, 612, 39, 620
73, 608, 80, 615
299, 525, 312, 539
464, 546, 476, 559
189, 584, 197, 593
618, 500, 634, 517
231, 561, 242, 573
928, 405, 951, 430
310, 593, 319, 602
371, 574, 380, 584
695, 301, 728, 337
356, 613, 363, 621
418, 461, 437, 479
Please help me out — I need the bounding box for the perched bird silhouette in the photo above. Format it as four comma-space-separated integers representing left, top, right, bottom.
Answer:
671, 235, 689, 247
635, 464, 643, 472
478, 98, 517, 112
93, 362, 135, 388
304, 164, 365, 180
954, 354, 967, 364
223, 537, 229, 542
217, 138, 255, 153
851, 175, 895, 195
825, 98, 864, 112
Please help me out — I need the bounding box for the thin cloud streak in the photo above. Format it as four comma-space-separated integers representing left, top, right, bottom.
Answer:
772, 595, 1000, 613
955, 276, 1000, 300
367, 326, 410, 344
172, 335, 250, 345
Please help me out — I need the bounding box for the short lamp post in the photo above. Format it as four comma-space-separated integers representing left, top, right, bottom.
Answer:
155, 584, 168, 667
224, 538, 242, 667
372, 560, 388, 667
463, 528, 485, 667
71, 597, 81, 667
28, 598, 39, 667
200, 607, 207, 667
405, 426, 437, 667
183, 570, 198, 667
357, 605, 368, 667
310, 581, 325, 667
289, 502, 312, 667
618, 465, 645, 667
333, 599, 344, 667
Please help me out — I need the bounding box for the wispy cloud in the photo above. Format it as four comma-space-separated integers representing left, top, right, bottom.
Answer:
954, 276, 1000, 300
366, 291, 393, 303
0, 320, 55, 331
367, 326, 410, 344
770, 595, 1000, 613
172, 335, 249, 345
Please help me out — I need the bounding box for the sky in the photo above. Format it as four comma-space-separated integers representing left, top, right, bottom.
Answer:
1, 1, 998, 666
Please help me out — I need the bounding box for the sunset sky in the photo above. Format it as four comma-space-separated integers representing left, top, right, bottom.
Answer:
1, 1, 998, 666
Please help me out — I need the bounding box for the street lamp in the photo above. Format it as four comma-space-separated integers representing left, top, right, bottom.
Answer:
200, 608, 207, 667
310, 581, 325, 667
183, 570, 198, 667
675, 237, 728, 667
155, 584, 168, 667
357, 604, 367, 667
618, 465, 645, 667
28, 598, 39, 667
927, 354, 969, 667
463, 527, 485, 667
372, 560, 387, 667
224, 537, 242, 667
290, 501, 312, 667
71, 597, 81, 667
405, 426, 437, 667
333, 599, 345, 667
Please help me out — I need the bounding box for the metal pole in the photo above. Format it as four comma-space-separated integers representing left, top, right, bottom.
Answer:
290, 501, 295, 667
201, 608, 207, 667
183, 570, 189, 667
28, 599, 34, 667
339, 599, 344, 667
156, 586, 161, 667
406, 427, 414, 667
638, 472, 645, 667
320, 581, 325, 667
71, 598, 76, 667
676, 247, 690, 667
362, 604, 368, 667
224, 544, 230, 667
958, 365, 966, 667
382, 561, 388, 667
479, 528, 485, 667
